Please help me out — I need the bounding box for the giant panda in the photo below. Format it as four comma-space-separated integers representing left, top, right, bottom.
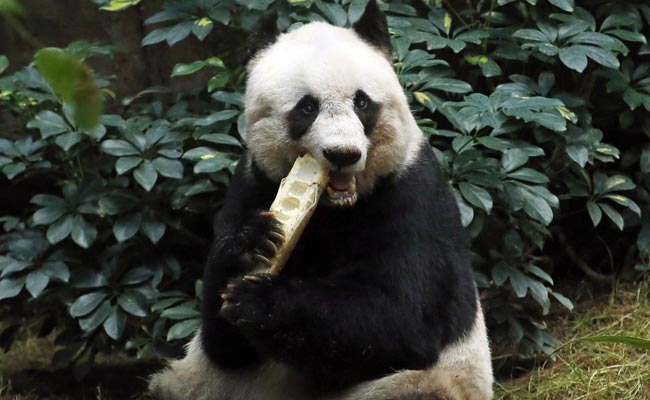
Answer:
148, 1, 493, 399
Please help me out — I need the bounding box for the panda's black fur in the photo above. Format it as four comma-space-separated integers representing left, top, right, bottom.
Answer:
201, 145, 477, 393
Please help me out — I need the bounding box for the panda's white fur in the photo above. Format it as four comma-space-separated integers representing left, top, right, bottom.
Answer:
149, 303, 493, 400
245, 22, 422, 198
149, 5, 493, 400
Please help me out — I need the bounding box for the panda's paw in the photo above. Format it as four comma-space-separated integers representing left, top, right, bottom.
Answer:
240, 211, 285, 270
220, 273, 276, 332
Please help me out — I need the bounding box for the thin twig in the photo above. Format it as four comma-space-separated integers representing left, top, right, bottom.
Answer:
553, 227, 615, 283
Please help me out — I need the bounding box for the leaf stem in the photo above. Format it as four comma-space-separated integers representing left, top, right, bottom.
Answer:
2, 13, 44, 49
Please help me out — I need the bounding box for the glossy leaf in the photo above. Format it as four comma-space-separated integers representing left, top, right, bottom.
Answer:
103, 306, 127, 340
167, 318, 201, 341
70, 292, 108, 318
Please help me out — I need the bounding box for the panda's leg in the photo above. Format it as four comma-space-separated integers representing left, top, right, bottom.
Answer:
149, 332, 307, 400
333, 302, 493, 400
149, 332, 241, 400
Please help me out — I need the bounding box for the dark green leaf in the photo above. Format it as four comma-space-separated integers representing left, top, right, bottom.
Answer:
152, 297, 184, 312
55, 132, 82, 151
548, 0, 573, 12
152, 157, 183, 179
70, 292, 108, 317
40, 261, 70, 282
113, 213, 141, 243
603, 194, 641, 216
459, 182, 493, 213
101, 139, 139, 156
316, 1, 347, 26
603, 175, 635, 193
133, 162, 158, 191
3, 163, 26, 179
79, 300, 111, 331
453, 191, 474, 227
528, 278, 550, 314
559, 46, 588, 72
161, 21, 191, 46
160, 304, 201, 320
118, 290, 148, 317
141, 214, 166, 244
71, 215, 97, 249
171, 60, 206, 77
524, 264, 553, 285
587, 201, 602, 226
194, 110, 239, 126
0, 257, 29, 278
566, 145, 588, 167
193, 156, 231, 174
103, 306, 127, 340
599, 203, 624, 230
192, 18, 213, 40
26, 111, 69, 138
550, 290, 574, 310
31, 194, 65, 208
25, 270, 49, 298
167, 318, 201, 341
0, 55, 8, 74
46, 214, 74, 244
0, 277, 25, 300
508, 168, 549, 183
142, 27, 170, 46
422, 78, 472, 94
120, 266, 154, 285
641, 147, 650, 174
502, 149, 529, 172
115, 156, 142, 175
32, 207, 66, 226
199, 134, 241, 147
513, 29, 549, 42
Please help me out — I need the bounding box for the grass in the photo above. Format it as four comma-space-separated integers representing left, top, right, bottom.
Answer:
495, 277, 650, 400
1, 277, 648, 399
0, 333, 158, 400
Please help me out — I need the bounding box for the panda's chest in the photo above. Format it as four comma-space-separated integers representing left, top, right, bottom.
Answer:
282, 206, 386, 276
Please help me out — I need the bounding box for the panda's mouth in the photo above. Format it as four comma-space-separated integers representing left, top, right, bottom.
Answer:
324, 171, 357, 207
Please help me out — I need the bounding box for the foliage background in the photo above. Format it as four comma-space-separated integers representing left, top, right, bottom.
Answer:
0, 0, 649, 378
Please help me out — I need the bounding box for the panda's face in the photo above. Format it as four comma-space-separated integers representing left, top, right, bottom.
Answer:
245, 20, 422, 207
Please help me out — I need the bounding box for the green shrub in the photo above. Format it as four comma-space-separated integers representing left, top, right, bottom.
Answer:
1, 0, 649, 375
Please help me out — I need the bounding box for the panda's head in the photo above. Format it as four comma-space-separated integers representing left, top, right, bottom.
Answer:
244, 0, 423, 207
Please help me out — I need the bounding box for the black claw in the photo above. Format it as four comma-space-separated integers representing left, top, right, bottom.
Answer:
243, 275, 262, 282
253, 253, 272, 267
267, 231, 285, 246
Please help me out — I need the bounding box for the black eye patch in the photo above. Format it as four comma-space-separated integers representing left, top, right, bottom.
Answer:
287, 95, 319, 140
353, 90, 380, 136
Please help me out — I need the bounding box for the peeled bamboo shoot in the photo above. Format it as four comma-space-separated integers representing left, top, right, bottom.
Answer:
268, 154, 328, 274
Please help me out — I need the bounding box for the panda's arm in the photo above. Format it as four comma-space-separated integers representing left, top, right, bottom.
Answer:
224, 250, 451, 390
200, 152, 278, 369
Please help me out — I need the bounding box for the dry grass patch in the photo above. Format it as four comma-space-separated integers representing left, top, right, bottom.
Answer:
496, 278, 650, 400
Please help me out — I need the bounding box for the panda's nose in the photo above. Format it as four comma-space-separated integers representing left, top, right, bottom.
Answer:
323, 148, 361, 168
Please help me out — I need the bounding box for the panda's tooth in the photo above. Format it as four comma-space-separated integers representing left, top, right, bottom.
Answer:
327, 186, 336, 197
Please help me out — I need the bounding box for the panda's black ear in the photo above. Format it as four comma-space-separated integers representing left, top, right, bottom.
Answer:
248, 10, 280, 61
352, 0, 391, 56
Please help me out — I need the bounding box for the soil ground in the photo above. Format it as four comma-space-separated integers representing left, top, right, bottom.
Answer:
1, 278, 648, 400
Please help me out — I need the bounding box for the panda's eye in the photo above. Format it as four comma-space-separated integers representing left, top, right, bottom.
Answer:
302, 103, 316, 115
296, 96, 318, 116
354, 92, 369, 110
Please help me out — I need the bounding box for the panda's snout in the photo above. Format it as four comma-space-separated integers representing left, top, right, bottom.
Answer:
322, 148, 362, 169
